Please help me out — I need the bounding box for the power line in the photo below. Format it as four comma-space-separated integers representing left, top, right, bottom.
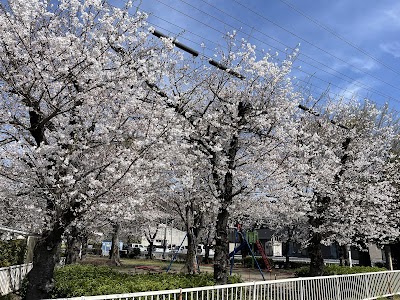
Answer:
150, 22, 383, 107
231, 0, 400, 92
191, 0, 398, 103
111, 0, 399, 107
147, 28, 353, 129
148, 0, 399, 104
278, 0, 400, 77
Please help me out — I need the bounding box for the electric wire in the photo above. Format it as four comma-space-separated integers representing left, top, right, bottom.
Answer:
147, 0, 399, 104
189, 0, 398, 103
111, 0, 399, 107
147, 20, 389, 109
232, 0, 400, 91
277, 0, 400, 76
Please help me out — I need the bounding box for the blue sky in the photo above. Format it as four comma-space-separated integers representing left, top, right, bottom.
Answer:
121, 0, 400, 109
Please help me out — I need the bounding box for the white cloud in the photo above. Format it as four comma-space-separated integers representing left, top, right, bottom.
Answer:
380, 42, 400, 58
348, 57, 378, 72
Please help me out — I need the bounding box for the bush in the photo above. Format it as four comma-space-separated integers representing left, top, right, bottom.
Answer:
51, 264, 242, 297
0, 239, 27, 267
295, 265, 386, 277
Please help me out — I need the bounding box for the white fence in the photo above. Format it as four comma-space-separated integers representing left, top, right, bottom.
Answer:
0, 263, 32, 295
51, 270, 400, 300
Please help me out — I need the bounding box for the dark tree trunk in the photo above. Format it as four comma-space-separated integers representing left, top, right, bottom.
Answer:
338, 244, 350, 266
65, 234, 79, 265
237, 227, 248, 264
204, 243, 211, 264
212, 102, 245, 283
145, 228, 158, 260
358, 246, 371, 267
186, 230, 198, 274
202, 227, 214, 264
185, 204, 200, 274
390, 242, 400, 270
284, 229, 293, 269
214, 207, 229, 284
65, 227, 80, 265
284, 242, 290, 269
110, 222, 121, 266
308, 232, 324, 276
148, 241, 154, 259
25, 225, 64, 300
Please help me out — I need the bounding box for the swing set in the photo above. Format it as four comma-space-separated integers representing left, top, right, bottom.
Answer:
229, 227, 272, 280
166, 227, 272, 281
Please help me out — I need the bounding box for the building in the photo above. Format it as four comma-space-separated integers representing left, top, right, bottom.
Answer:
141, 225, 187, 250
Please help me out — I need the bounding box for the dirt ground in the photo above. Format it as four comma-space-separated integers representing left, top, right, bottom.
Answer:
81, 255, 296, 282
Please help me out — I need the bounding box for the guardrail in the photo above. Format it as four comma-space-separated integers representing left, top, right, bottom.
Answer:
51, 270, 400, 300
0, 263, 32, 296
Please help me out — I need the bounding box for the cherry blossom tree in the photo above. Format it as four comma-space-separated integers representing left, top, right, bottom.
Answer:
148, 36, 302, 283
0, 0, 174, 298
153, 141, 218, 273
283, 99, 398, 275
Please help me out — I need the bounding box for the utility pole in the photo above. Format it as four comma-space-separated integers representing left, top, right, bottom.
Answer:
162, 218, 167, 259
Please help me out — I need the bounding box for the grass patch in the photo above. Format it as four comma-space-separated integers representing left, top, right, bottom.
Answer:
51, 264, 241, 298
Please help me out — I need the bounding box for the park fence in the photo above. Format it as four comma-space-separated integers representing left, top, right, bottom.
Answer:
0, 263, 32, 296
51, 270, 400, 300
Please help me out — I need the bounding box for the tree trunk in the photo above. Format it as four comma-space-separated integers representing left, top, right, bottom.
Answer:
80, 234, 88, 260
204, 243, 210, 264
24, 236, 37, 264
186, 230, 198, 274
185, 205, 199, 274
284, 242, 290, 269
25, 225, 64, 300
65, 227, 80, 265
110, 222, 121, 266
358, 246, 371, 267
284, 229, 292, 269
308, 232, 324, 276
148, 241, 154, 259
214, 207, 229, 284
237, 227, 248, 264
65, 234, 79, 265
384, 245, 393, 270
338, 244, 350, 266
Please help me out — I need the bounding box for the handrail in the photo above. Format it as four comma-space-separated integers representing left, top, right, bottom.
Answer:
49, 270, 400, 300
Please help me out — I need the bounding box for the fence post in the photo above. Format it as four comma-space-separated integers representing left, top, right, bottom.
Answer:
252, 282, 256, 300
300, 280, 304, 300
386, 272, 393, 298
335, 275, 341, 300
365, 274, 370, 299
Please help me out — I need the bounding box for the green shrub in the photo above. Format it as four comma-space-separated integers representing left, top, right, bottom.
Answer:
0, 239, 27, 267
295, 265, 386, 277
294, 266, 310, 277
52, 264, 242, 298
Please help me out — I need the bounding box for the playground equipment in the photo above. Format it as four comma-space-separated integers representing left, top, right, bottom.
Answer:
229, 227, 272, 281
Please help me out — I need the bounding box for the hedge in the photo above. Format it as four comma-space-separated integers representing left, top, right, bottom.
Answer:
50, 264, 242, 298
0, 239, 26, 267
295, 265, 386, 277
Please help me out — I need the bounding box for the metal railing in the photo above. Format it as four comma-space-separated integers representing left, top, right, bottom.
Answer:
51, 270, 400, 300
0, 263, 32, 296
